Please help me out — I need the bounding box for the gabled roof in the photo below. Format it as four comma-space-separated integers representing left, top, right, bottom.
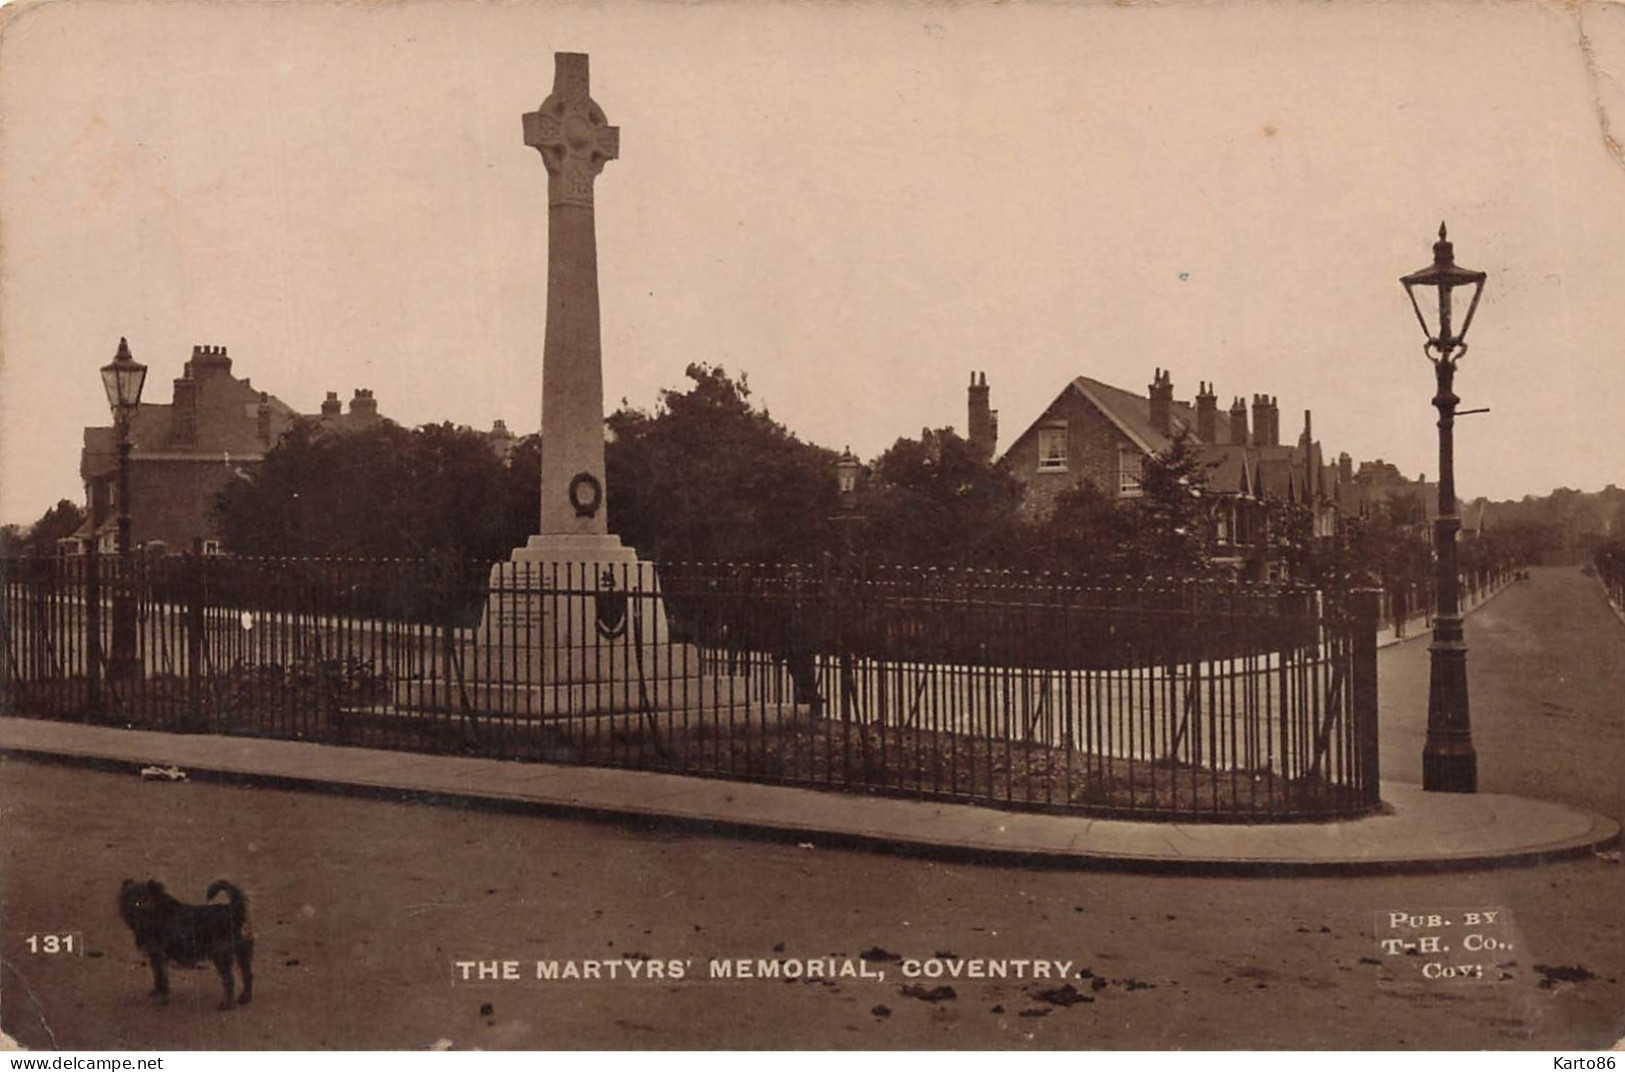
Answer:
1254, 447, 1301, 501
1002, 374, 1245, 468
1068, 377, 1238, 455
1001, 372, 1359, 509
1194, 443, 1254, 497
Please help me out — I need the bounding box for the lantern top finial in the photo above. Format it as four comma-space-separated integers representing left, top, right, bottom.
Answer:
1432, 222, 1457, 269
115, 337, 131, 360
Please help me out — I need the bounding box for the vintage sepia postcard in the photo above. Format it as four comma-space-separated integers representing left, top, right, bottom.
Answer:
2, 0, 1623, 1053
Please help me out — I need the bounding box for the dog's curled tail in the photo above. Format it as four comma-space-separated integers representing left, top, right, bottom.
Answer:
206, 879, 249, 927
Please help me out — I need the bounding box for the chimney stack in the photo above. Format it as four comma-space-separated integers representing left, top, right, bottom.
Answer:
1148, 367, 1174, 436
170, 377, 198, 446
1301, 409, 1315, 500
1252, 394, 1280, 447
1338, 452, 1353, 484
1195, 381, 1218, 443
967, 371, 997, 460
186, 343, 232, 380
321, 391, 342, 418
1229, 396, 1250, 447
349, 388, 378, 420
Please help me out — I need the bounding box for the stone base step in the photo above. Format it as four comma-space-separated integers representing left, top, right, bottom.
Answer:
433, 642, 709, 683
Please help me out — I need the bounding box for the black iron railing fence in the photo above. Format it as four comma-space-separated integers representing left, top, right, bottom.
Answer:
1, 554, 1382, 821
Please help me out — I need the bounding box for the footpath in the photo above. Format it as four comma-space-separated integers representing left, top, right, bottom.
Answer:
3, 572, 1618, 876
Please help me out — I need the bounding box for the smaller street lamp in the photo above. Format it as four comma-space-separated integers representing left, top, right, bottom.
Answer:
1400, 223, 1486, 793
835, 447, 861, 499
833, 447, 863, 559
99, 337, 147, 680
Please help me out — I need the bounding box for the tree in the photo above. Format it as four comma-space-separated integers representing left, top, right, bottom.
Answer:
217, 421, 526, 559
1025, 478, 1135, 577
4, 499, 87, 557
605, 364, 842, 563
855, 427, 1029, 569
1341, 499, 1433, 593
1127, 431, 1215, 579
1264, 498, 1342, 585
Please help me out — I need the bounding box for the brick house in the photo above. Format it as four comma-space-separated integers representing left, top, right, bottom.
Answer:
987, 369, 1358, 579
69, 344, 390, 555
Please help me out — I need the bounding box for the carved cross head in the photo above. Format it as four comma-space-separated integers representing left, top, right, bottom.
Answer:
523, 53, 619, 208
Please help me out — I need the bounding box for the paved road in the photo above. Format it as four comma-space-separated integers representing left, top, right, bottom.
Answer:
2, 567, 1621, 1049
1377, 566, 1625, 823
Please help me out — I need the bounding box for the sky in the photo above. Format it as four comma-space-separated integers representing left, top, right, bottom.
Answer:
3, 0, 1624, 526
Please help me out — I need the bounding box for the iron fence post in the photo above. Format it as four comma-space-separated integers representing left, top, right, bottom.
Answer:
85, 542, 102, 717
1352, 588, 1381, 806
187, 542, 205, 731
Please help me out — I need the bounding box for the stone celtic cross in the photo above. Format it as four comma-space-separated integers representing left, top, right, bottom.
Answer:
523, 53, 619, 208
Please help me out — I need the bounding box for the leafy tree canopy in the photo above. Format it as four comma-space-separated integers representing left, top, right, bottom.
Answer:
1128, 430, 1216, 579
1027, 479, 1137, 578
606, 363, 842, 563
853, 427, 1028, 569
2, 499, 86, 557
217, 420, 533, 560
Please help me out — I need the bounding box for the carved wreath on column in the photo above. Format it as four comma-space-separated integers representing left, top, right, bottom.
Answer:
568, 472, 603, 518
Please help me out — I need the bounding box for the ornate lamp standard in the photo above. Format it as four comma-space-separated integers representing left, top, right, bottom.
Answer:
834, 446, 862, 557
1400, 223, 1487, 793
100, 337, 147, 680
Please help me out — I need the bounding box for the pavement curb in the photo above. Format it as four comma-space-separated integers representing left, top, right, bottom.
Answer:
1376, 578, 1516, 650
3, 733, 1617, 879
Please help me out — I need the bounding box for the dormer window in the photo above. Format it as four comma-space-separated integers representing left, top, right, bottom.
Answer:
1037, 424, 1068, 472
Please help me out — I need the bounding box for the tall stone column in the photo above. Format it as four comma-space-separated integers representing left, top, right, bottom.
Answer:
523, 53, 619, 539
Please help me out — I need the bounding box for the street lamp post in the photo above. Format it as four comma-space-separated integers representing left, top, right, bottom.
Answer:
100, 337, 147, 681
834, 447, 862, 560
1400, 223, 1487, 793
828, 447, 865, 723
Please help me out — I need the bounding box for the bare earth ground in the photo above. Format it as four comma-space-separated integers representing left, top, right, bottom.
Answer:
2, 566, 1622, 1050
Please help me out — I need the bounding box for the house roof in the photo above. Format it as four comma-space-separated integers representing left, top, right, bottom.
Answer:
1255, 451, 1300, 500
1068, 377, 1238, 455
82, 369, 312, 481
1001, 372, 1378, 509
81, 404, 178, 480
1193, 444, 1254, 496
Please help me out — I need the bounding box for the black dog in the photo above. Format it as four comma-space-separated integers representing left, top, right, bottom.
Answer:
118, 878, 254, 1010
